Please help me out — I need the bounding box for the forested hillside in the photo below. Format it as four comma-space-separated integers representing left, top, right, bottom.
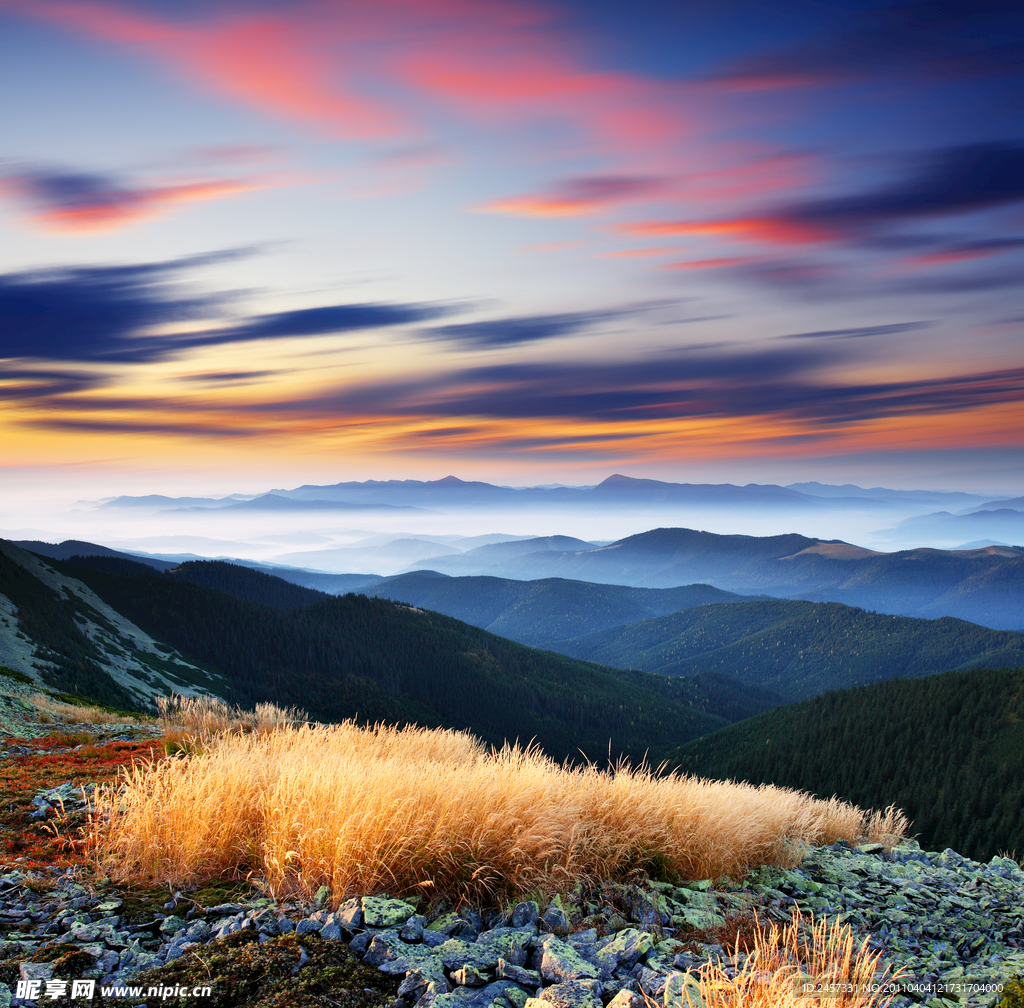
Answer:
43, 554, 777, 763
550, 599, 1024, 700
670, 667, 1024, 861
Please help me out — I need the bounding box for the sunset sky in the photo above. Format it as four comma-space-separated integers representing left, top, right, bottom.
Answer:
2, 0, 1023, 499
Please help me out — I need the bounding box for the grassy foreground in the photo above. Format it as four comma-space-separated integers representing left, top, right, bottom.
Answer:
89, 720, 906, 904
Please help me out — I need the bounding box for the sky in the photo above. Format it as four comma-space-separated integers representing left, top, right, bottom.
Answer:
2, 0, 1023, 501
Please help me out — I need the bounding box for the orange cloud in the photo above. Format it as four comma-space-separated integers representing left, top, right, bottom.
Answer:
479, 175, 666, 219
660, 257, 758, 270
620, 215, 834, 246
518, 240, 589, 254
598, 247, 680, 259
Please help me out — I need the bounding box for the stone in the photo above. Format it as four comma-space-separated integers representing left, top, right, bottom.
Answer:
527, 979, 603, 1008
452, 964, 491, 986
363, 897, 417, 928
606, 991, 645, 1008
295, 918, 323, 937
496, 959, 541, 987
362, 932, 405, 967
511, 902, 540, 928
19, 962, 55, 983
429, 913, 469, 935
663, 972, 704, 1008
159, 915, 188, 935
438, 938, 503, 972
401, 915, 426, 942
336, 897, 362, 931
541, 906, 569, 933
536, 936, 601, 983
593, 929, 654, 977
321, 920, 344, 942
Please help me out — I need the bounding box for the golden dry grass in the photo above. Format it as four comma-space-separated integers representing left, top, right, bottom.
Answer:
29, 693, 151, 725
678, 908, 901, 1008
89, 721, 907, 905
157, 694, 307, 735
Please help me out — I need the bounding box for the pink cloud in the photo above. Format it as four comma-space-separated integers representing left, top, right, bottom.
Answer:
24, 1, 409, 138
478, 176, 666, 218
619, 215, 835, 246
0, 168, 269, 233
659, 256, 758, 270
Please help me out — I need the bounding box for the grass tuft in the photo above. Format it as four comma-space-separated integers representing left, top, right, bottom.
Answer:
675, 908, 900, 1008
89, 721, 906, 905
158, 694, 307, 736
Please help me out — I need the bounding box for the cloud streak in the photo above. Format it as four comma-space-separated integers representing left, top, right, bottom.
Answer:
282, 355, 1024, 430
418, 305, 660, 348
0, 253, 459, 364
621, 143, 1024, 249
0, 165, 264, 233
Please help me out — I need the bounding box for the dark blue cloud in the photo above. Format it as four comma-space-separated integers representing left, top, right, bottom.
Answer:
788, 143, 1024, 230
780, 322, 934, 340
419, 306, 653, 348
0, 252, 459, 364
4, 166, 146, 217
706, 0, 1024, 89
0, 367, 102, 399
273, 349, 1024, 427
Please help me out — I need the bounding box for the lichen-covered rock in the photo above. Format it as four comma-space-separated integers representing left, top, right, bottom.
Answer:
663, 971, 704, 1008
535, 936, 601, 984
592, 929, 654, 977
526, 979, 603, 1008
362, 897, 417, 928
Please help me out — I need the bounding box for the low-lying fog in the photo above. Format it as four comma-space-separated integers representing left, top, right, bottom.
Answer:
3, 482, 1020, 576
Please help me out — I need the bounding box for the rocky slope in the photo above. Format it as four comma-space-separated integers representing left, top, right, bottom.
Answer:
0, 834, 1019, 1008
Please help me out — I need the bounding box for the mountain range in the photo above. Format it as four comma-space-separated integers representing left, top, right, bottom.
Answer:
17, 525, 1024, 631
0, 542, 780, 763
392, 528, 1024, 629
92, 474, 1009, 514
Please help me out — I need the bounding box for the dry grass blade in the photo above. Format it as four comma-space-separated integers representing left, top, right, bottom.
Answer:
157, 694, 307, 736
29, 693, 150, 725
90, 722, 907, 905
679, 908, 900, 1008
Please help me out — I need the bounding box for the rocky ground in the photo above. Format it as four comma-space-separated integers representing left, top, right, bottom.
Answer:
0, 728, 1020, 1008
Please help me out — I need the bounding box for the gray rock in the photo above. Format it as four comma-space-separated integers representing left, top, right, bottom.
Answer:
526, 979, 603, 1008
429, 913, 470, 936
606, 991, 644, 1008
363, 896, 417, 928
540, 906, 569, 933
496, 959, 541, 987
19, 962, 54, 983
592, 929, 654, 976
511, 902, 540, 928
350, 931, 373, 954
438, 938, 504, 971
401, 915, 426, 942
452, 964, 492, 986
336, 897, 363, 931
321, 920, 344, 942
362, 932, 405, 967
159, 914, 188, 935
663, 971, 704, 1008
295, 918, 323, 937
536, 935, 601, 983
477, 929, 530, 967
